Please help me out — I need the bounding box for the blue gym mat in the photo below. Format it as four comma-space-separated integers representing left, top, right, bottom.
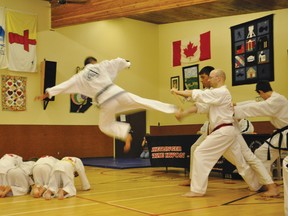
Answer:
81, 157, 151, 169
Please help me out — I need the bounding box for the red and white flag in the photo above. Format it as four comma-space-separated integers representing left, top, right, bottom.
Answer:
173, 31, 211, 67
6, 10, 37, 72
0, 7, 8, 69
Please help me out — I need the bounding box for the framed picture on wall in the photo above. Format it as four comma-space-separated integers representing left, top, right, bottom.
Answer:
182, 64, 199, 90
231, 14, 274, 86
170, 76, 180, 90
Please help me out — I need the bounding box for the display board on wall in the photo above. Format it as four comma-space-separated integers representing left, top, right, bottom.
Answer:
231, 14, 274, 86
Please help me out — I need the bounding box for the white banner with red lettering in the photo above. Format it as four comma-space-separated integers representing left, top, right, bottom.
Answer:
6, 10, 37, 72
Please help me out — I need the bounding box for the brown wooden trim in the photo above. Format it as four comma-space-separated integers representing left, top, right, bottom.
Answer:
150, 121, 275, 136
50, 0, 215, 28
0, 125, 113, 160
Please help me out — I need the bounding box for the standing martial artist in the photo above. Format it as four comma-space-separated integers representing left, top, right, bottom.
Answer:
176, 71, 278, 196
31, 156, 59, 198
0, 161, 35, 197
234, 80, 288, 174
0, 154, 23, 185
43, 157, 90, 200
172, 69, 280, 197
171, 69, 240, 196
35, 57, 177, 153
178, 66, 214, 187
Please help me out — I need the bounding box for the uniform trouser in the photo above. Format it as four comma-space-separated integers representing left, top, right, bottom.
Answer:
189, 133, 206, 179
0, 174, 7, 185
99, 92, 177, 141
33, 164, 52, 189
283, 156, 288, 216
255, 142, 280, 174
191, 126, 242, 194
7, 168, 30, 196
190, 133, 263, 192
255, 132, 288, 174
46, 171, 76, 198
236, 135, 273, 185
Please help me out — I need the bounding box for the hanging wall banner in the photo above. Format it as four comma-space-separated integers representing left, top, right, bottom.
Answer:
1, 75, 27, 111
173, 31, 211, 67
231, 14, 274, 86
0, 7, 8, 69
6, 10, 37, 72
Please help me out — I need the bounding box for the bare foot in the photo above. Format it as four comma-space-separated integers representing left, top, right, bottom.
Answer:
1, 186, 11, 198
44, 190, 52, 200
124, 133, 132, 153
39, 186, 46, 197
32, 187, 40, 198
261, 183, 280, 197
182, 191, 204, 197
179, 180, 190, 186
58, 188, 65, 200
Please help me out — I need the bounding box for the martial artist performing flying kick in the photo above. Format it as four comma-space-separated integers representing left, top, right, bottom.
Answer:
35, 57, 177, 152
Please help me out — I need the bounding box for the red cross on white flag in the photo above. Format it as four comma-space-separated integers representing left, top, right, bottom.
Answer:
6, 10, 37, 72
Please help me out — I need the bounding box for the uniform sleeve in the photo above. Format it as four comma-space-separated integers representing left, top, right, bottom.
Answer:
234, 100, 276, 119
46, 75, 79, 98
192, 88, 226, 105
74, 158, 90, 190
195, 102, 209, 114
104, 58, 131, 81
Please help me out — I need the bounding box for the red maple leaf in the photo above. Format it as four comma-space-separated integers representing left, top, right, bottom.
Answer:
183, 42, 198, 58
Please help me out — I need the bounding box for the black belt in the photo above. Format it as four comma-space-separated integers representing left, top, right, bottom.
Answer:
264, 125, 288, 160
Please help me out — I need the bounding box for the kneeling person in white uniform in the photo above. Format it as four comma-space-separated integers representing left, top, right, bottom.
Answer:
43, 157, 90, 200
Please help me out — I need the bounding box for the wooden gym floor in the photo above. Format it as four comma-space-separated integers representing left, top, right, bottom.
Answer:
0, 166, 284, 216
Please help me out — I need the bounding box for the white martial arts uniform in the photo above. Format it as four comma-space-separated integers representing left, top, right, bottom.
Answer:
46, 58, 177, 141
238, 118, 254, 134
0, 154, 23, 185
189, 86, 254, 194
6, 161, 35, 196
44, 157, 90, 198
234, 91, 288, 173
228, 121, 274, 186
188, 100, 263, 192
32, 156, 59, 190
283, 156, 288, 216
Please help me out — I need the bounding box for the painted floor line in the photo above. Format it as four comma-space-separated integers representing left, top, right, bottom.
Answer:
3, 202, 99, 216
77, 195, 155, 216
80, 184, 178, 196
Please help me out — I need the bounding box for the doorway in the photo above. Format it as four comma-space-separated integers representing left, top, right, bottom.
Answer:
115, 111, 146, 158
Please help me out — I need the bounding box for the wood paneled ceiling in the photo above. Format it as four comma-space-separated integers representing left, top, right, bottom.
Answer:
48, 0, 288, 28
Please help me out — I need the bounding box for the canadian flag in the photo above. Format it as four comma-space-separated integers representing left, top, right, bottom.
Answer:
173, 31, 211, 67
